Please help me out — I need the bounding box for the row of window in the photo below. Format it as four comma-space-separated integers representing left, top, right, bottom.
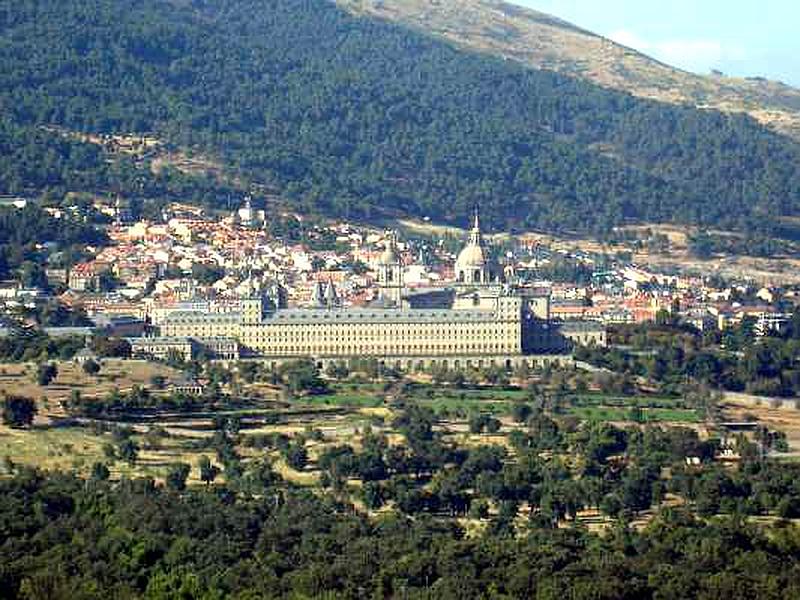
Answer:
254, 343, 518, 355
163, 326, 523, 348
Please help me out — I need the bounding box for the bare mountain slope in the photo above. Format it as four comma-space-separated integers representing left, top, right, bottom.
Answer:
338, 0, 800, 139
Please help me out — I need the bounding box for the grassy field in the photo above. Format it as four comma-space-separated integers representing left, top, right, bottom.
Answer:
0, 425, 107, 472
569, 406, 701, 423
301, 393, 385, 409
418, 396, 510, 415
0, 420, 220, 483
0, 359, 185, 416
304, 384, 697, 422
567, 393, 700, 423
305, 393, 512, 415
572, 394, 690, 408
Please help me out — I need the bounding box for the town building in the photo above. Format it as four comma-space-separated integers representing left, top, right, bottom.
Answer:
130, 336, 196, 361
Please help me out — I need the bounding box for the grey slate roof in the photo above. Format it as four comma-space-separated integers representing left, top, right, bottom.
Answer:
165, 307, 500, 325
267, 307, 497, 323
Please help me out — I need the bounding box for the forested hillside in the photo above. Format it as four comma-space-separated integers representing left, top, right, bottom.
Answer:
5, 463, 800, 598
2, 0, 800, 235
338, 0, 800, 140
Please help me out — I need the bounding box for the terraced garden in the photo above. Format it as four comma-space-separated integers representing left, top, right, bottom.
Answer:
304, 383, 701, 423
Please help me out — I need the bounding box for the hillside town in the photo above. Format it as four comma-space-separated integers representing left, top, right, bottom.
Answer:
0, 198, 795, 355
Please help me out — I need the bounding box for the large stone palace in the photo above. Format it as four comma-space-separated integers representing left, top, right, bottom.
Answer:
133, 214, 605, 369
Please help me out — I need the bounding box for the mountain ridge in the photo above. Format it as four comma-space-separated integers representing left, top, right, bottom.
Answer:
337, 0, 800, 140
1, 0, 800, 238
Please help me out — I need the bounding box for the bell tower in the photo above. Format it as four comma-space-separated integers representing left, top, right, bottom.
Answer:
377, 230, 404, 307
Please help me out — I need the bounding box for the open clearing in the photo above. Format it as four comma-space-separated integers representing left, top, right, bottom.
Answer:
722, 393, 800, 452
0, 360, 184, 402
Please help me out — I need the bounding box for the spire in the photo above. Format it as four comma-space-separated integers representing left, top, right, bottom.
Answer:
324, 279, 339, 308
469, 206, 482, 246
311, 280, 325, 308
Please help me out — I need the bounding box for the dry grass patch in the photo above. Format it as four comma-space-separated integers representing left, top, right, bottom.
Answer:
722, 396, 800, 452
0, 359, 185, 413
273, 457, 319, 486
0, 425, 105, 472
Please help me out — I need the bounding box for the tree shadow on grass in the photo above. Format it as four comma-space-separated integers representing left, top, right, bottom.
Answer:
33, 418, 81, 431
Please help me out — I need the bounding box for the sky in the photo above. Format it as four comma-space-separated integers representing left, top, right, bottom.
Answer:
514, 0, 800, 87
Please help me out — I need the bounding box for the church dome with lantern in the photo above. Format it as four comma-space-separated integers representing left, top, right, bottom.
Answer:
455, 211, 493, 284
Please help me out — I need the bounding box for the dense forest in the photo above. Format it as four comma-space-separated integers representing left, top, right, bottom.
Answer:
0, 203, 109, 284
0, 119, 245, 213
5, 450, 800, 598
2, 0, 800, 235
0, 205, 106, 250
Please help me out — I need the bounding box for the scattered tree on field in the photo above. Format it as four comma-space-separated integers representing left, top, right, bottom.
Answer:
118, 439, 139, 465
1, 395, 38, 428
82, 359, 101, 376
35, 362, 58, 386
90, 462, 110, 481
198, 456, 220, 487
166, 463, 191, 492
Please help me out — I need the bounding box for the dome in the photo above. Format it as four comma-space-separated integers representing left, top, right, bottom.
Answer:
456, 243, 487, 269
456, 210, 487, 269
455, 209, 493, 285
